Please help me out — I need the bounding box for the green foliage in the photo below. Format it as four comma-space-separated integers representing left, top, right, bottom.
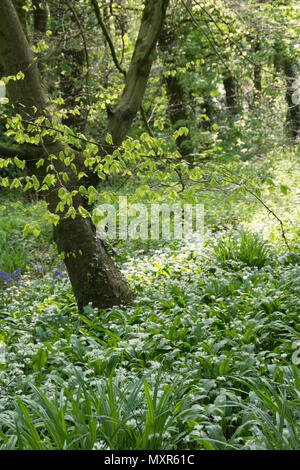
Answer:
213, 230, 271, 268
232, 367, 300, 450
0, 0, 300, 452
0, 197, 53, 274
0, 371, 187, 450
0, 194, 299, 448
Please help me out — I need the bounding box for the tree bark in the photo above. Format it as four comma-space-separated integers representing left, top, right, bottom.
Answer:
223, 74, 238, 113
253, 40, 262, 101
273, 41, 282, 74
273, 40, 299, 139
284, 58, 300, 139
12, 0, 28, 37
158, 21, 194, 162
45, 2, 88, 133
0, 0, 169, 311
32, 0, 48, 33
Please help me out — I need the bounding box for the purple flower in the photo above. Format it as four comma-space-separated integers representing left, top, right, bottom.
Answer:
53, 270, 63, 280
4, 272, 11, 287
0, 268, 23, 289
13, 268, 21, 280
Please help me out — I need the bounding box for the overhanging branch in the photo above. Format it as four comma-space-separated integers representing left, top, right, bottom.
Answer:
0, 143, 31, 158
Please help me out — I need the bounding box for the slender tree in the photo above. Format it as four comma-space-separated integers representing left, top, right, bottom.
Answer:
284, 57, 300, 139
223, 74, 238, 113
253, 40, 262, 100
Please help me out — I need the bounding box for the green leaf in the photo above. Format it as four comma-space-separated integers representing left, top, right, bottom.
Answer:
280, 184, 289, 195
13, 157, 25, 169
32, 348, 48, 372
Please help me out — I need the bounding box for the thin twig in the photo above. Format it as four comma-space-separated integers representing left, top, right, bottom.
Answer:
225, 174, 292, 251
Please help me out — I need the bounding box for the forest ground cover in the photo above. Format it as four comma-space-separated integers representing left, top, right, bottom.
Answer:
0, 145, 299, 450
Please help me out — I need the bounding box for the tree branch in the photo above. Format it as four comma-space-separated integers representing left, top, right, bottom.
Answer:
91, 0, 157, 138
0, 143, 25, 157
90, 0, 126, 77
107, 0, 170, 145
0, 143, 40, 159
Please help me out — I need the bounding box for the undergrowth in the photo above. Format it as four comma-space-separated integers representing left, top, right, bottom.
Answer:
0, 149, 299, 450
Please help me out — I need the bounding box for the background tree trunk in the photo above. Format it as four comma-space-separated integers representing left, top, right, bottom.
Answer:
284, 58, 300, 139
223, 74, 238, 113
253, 40, 262, 100
32, 0, 48, 33
158, 21, 194, 163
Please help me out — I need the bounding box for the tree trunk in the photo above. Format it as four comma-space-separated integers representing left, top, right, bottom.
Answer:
0, 0, 169, 311
12, 0, 28, 37
164, 74, 193, 159
253, 41, 262, 100
223, 74, 238, 113
284, 58, 300, 139
46, 2, 88, 133
0, 0, 133, 309
273, 41, 282, 74
32, 0, 48, 33
273, 39, 299, 139
158, 22, 193, 163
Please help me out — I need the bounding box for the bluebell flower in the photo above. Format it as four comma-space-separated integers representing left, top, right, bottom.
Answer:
53, 270, 63, 280
92, 413, 103, 426
5, 272, 11, 287
0, 268, 23, 289
12, 268, 21, 280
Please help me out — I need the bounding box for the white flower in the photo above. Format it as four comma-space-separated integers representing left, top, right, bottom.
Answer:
148, 433, 161, 440
193, 424, 203, 432
213, 415, 222, 422
149, 360, 161, 369
127, 419, 137, 427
